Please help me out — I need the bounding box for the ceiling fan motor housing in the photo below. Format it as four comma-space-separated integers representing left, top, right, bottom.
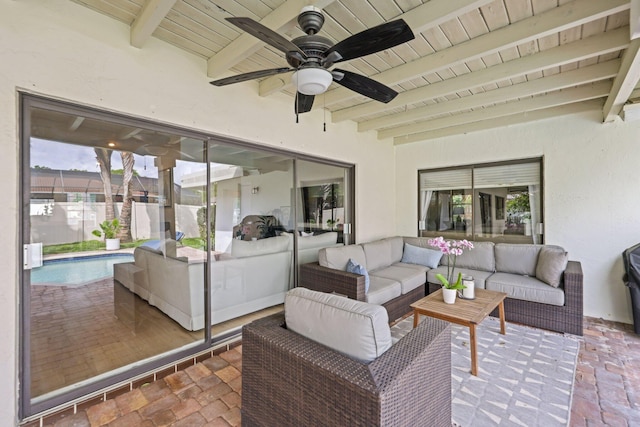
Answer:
288, 34, 332, 68
298, 6, 325, 35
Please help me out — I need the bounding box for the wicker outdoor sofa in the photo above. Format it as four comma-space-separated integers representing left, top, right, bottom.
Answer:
426, 260, 583, 335
241, 288, 452, 427
299, 261, 421, 323
300, 236, 584, 335
299, 237, 428, 323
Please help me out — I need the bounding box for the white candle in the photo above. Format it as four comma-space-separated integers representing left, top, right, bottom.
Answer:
462, 276, 475, 299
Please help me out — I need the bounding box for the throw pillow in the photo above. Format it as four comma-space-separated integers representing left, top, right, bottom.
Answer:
536, 247, 569, 288
346, 258, 370, 293
301, 231, 314, 237
401, 243, 443, 268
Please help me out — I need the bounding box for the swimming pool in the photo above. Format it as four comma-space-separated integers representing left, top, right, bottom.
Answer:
31, 253, 134, 287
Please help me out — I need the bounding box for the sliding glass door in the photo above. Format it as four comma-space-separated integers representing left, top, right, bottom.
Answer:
23, 98, 209, 413
20, 94, 356, 417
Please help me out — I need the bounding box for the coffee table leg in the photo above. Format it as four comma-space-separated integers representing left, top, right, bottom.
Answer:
498, 301, 506, 335
469, 324, 478, 376
413, 310, 419, 328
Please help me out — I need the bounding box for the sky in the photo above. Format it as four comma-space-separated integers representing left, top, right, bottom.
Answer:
30, 139, 206, 183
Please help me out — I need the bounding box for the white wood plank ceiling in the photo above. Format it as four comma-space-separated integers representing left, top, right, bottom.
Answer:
69, 0, 640, 144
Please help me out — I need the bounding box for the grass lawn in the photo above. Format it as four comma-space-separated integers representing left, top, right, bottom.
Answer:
43, 237, 207, 255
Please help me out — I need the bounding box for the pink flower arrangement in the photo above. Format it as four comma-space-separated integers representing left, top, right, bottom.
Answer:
428, 237, 474, 289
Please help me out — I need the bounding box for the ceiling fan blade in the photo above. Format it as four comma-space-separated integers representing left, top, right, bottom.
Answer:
332, 69, 397, 103
324, 19, 414, 63
295, 92, 315, 114
226, 17, 307, 59
210, 68, 293, 86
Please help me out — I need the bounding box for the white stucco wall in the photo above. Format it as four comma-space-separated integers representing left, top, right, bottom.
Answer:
0, 1, 396, 422
395, 110, 640, 326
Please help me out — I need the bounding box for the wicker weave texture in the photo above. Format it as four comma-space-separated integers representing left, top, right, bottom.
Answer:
241, 313, 451, 427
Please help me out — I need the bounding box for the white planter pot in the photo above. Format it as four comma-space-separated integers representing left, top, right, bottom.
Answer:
105, 238, 120, 251
442, 288, 457, 304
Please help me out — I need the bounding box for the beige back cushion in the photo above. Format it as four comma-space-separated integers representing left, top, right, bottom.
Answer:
362, 239, 394, 271
443, 241, 495, 272
495, 244, 542, 275
319, 244, 367, 270
495, 244, 565, 276
285, 287, 392, 362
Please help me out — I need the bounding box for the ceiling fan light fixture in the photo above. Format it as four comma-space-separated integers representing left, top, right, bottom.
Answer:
291, 68, 332, 95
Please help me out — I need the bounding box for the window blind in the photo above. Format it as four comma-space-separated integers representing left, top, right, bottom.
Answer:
420, 169, 472, 191
473, 162, 540, 189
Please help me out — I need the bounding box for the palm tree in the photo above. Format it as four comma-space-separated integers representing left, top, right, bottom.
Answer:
117, 152, 134, 242
95, 148, 136, 243
94, 148, 115, 221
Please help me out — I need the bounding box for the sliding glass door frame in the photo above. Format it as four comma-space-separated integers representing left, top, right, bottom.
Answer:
19, 94, 216, 417
19, 93, 356, 418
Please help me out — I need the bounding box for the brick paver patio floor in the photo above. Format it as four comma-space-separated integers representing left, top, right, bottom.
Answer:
37, 316, 640, 426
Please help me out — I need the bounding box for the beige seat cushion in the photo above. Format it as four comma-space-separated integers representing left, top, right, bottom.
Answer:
486, 273, 565, 306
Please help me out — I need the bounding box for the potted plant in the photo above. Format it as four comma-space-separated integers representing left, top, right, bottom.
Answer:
428, 236, 474, 304
92, 219, 121, 250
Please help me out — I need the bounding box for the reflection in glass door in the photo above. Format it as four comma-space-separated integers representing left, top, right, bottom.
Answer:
23, 100, 208, 414
295, 160, 354, 271
204, 143, 295, 334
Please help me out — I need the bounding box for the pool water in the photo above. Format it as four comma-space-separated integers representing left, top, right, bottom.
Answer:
31, 253, 134, 287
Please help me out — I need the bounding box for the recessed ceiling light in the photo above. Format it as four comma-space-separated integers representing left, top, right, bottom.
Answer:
108, 142, 116, 147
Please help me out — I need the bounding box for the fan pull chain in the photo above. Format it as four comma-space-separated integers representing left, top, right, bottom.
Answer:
295, 80, 300, 124
323, 93, 326, 132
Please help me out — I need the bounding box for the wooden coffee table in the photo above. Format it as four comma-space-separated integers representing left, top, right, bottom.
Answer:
410, 288, 508, 376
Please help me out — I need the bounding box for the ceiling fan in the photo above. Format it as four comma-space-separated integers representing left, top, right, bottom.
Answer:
210, 6, 415, 115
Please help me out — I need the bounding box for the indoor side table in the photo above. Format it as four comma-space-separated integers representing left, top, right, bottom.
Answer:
410, 288, 508, 376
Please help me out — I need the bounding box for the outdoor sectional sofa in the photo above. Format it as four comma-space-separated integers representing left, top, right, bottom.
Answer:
299, 236, 584, 335
299, 237, 428, 322
114, 232, 341, 330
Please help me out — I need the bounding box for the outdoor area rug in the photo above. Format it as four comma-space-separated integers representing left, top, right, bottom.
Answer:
391, 315, 580, 426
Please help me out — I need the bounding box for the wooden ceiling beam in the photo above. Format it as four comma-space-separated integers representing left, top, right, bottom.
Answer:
334, 26, 628, 122
632, 0, 640, 39
207, 0, 336, 78
323, 0, 629, 107
603, 38, 640, 122
258, 0, 492, 96
380, 81, 611, 139
393, 100, 604, 144
360, 59, 620, 132
131, 0, 177, 48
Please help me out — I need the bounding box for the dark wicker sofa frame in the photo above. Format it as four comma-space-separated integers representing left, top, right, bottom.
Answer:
427, 260, 584, 335
301, 259, 583, 335
299, 262, 425, 323
241, 313, 451, 427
